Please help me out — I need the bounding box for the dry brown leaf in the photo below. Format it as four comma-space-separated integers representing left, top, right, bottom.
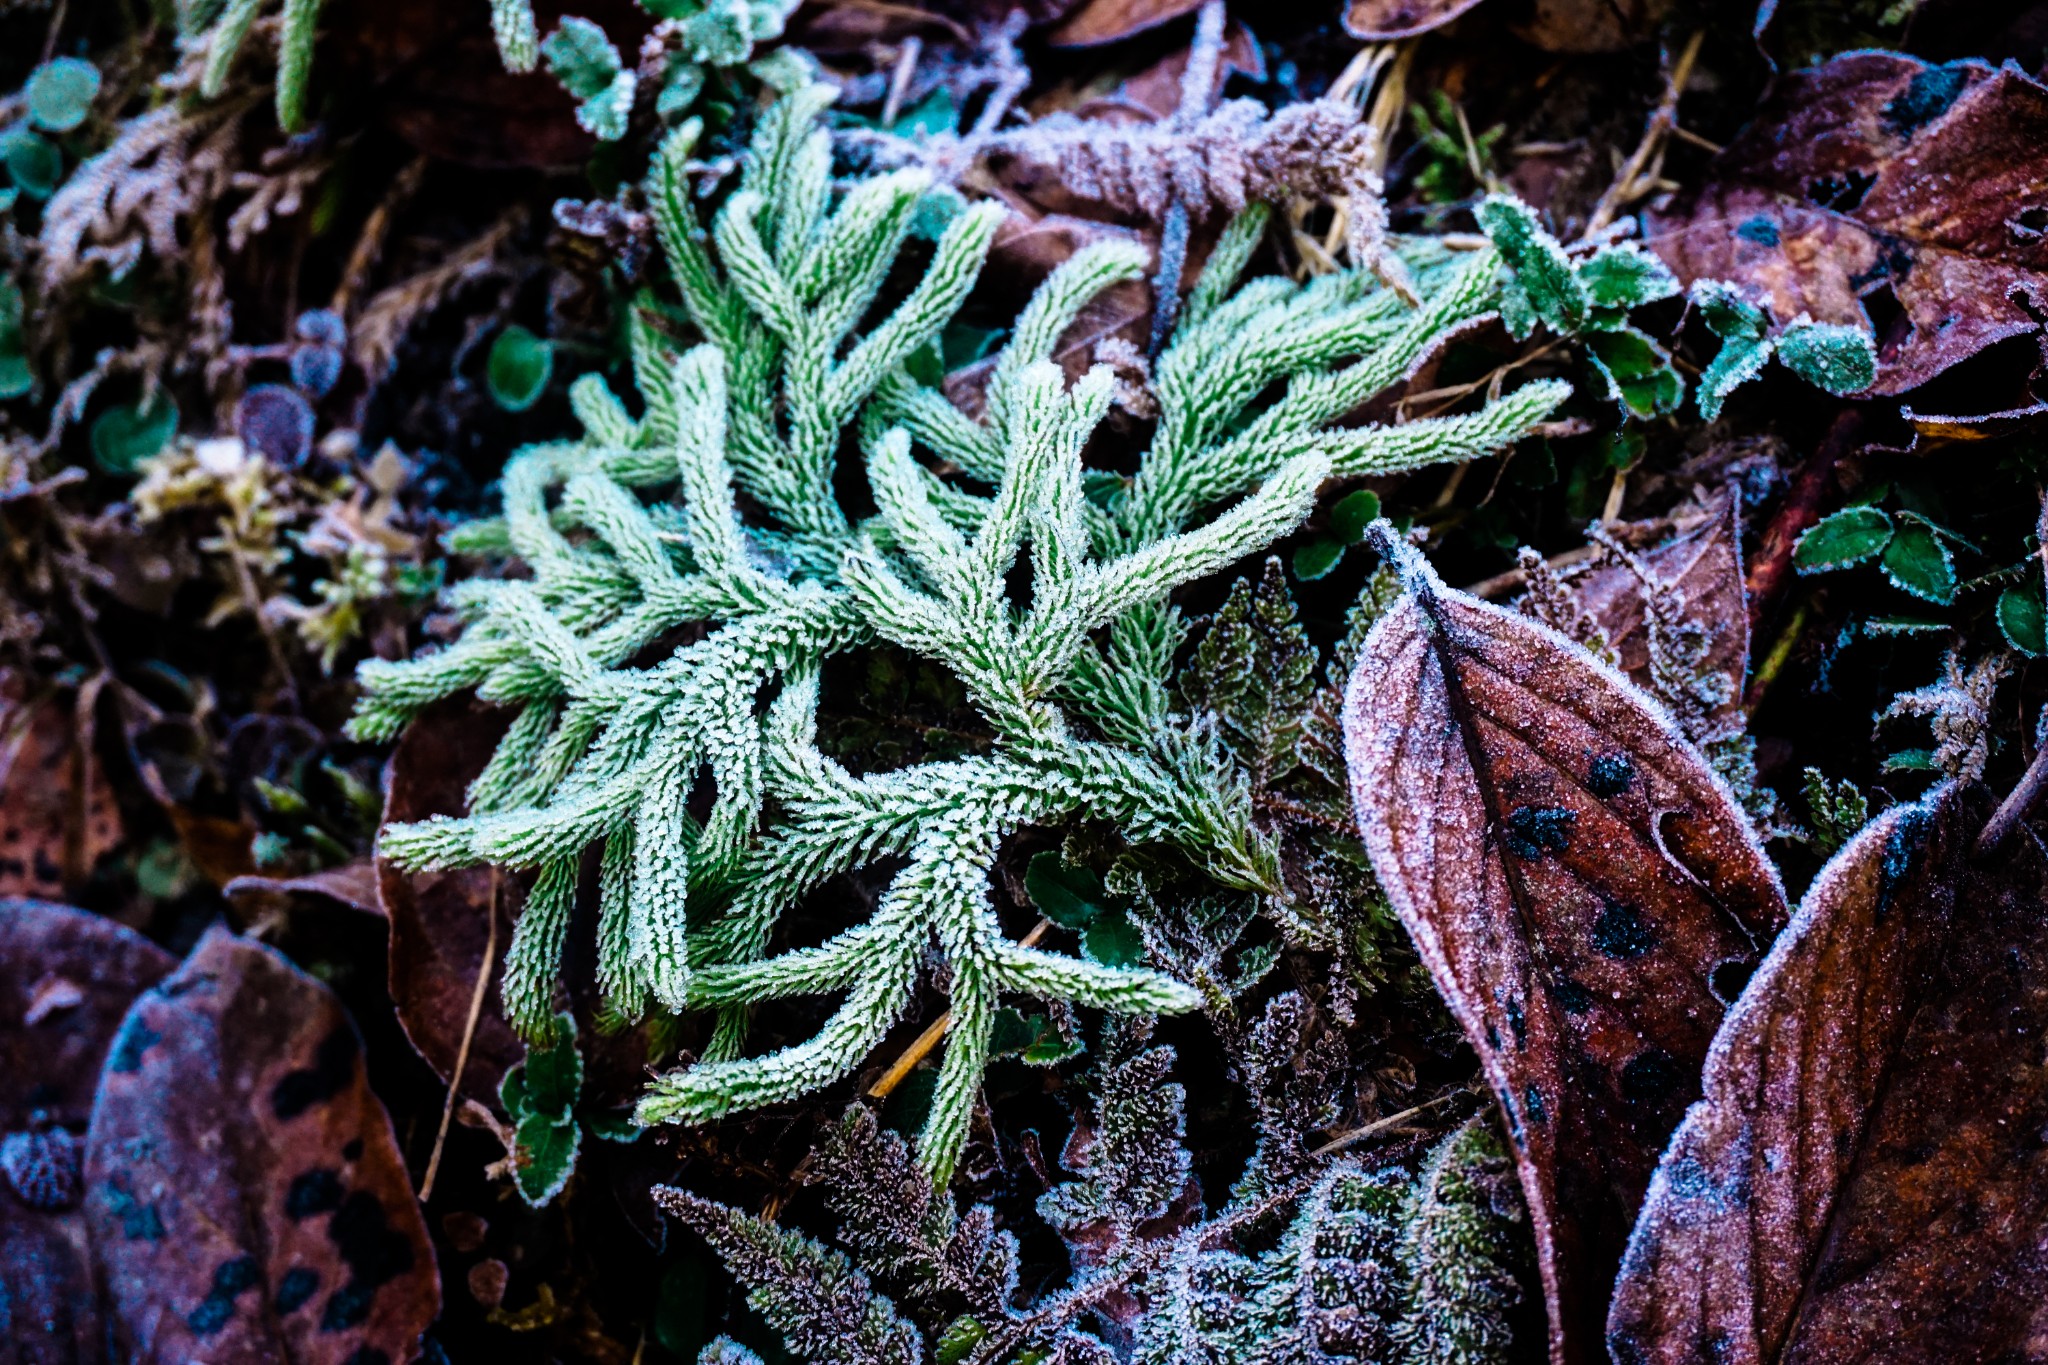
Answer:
1344, 536, 1788, 1364
1607, 781, 2048, 1363
1647, 53, 2048, 402
0, 682, 123, 900
84, 926, 439, 1361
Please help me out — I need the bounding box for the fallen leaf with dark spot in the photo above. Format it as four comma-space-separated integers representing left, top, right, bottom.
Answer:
84, 925, 438, 1362
1, 900, 174, 1365
1648, 53, 2048, 401
1344, 539, 1788, 1364
380, 697, 525, 1108
1342, 0, 1486, 40
1607, 781, 2048, 1363
0, 682, 123, 900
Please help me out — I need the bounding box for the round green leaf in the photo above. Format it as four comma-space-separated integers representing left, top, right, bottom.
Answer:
1777, 320, 1877, 397
0, 344, 29, 400
1878, 520, 1955, 603
1, 128, 65, 200
1330, 489, 1382, 544
1291, 535, 1346, 581
26, 58, 100, 133
487, 324, 553, 411
1024, 850, 1104, 929
1997, 585, 2046, 657
1793, 506, 1893, 574
90, 394, 179, 473
1081, 907, 1144, 968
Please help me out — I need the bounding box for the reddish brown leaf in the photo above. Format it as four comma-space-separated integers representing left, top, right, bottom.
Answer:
1648, 54, 2048, 400
1343, 541, 1788, 1364
2, 900, 174, 1365
379, 697, 525, 1108
83, 926, 439, 1361
1607, 782, 2048, 1363
0, 682, 123, 900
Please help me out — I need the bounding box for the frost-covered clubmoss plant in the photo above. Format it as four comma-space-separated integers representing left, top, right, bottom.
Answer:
353, 85, 1571, 1182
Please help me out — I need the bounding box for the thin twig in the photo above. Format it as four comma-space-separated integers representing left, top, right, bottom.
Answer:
1583, 30, 1705, 240
1308, 1088, 1474, 1156
420, 870, 500, 1202
1977, 741, 2048, 857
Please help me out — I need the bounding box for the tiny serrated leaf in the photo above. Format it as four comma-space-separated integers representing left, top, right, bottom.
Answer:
1477, 195, 1587, 336
1776, 319, 1877, 396
1997, 585, 2046, 656
1579, 242, 1679, 311
511, 1113, 580, 1205
523, 1011, 582, 1119
542, 16, 622, 98
1880, 521, 1956, 603
1794, 506, 1894, 573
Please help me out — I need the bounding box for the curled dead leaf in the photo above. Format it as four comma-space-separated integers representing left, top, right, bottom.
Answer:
1607, 781, 2048, 1363
1648, 53, 2048, 404
84, 925, 439, 1361
1343, 0, 1669, 50
1344, 533, 1788, 1364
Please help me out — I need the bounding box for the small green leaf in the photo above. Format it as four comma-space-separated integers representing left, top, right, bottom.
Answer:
1081, 907, 1144, 968
879, 1065, 937, 1138
656, 57, 704, 119
26, 58, 101, 133
1880, 520, 1955, 603
889, 89, 958, 138
1291, 536, 1346, 581
1578, 242, 1679, 311
1794, 506, 1893, 573
543, 17, 635, 139
510, 1112, 579, 1205
1329, 489, 1382, 543
1586, 327, 1682, 419
522, 1010, 582, 1119
1881, 748, 1937, 773
1024, 851, 1104, 929
1476, 195, 1586, 337
90, 394, 179, 473
1776, 319, 1877, 396
487, 324, 553, 411
585, 1109, 645, 1143
542, 17, 622, 98
1997, 585, 2047, 656
1695, 332, 1773, 420
1692, 280, 1768, 340
1, 128, 65, 200
989, 1007, 1079, 1065
499, 1061, 530, 1117
936, 1317, 987, 1365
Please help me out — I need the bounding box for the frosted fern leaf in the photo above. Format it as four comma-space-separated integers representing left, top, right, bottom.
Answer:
353, 86, 1568, 1183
